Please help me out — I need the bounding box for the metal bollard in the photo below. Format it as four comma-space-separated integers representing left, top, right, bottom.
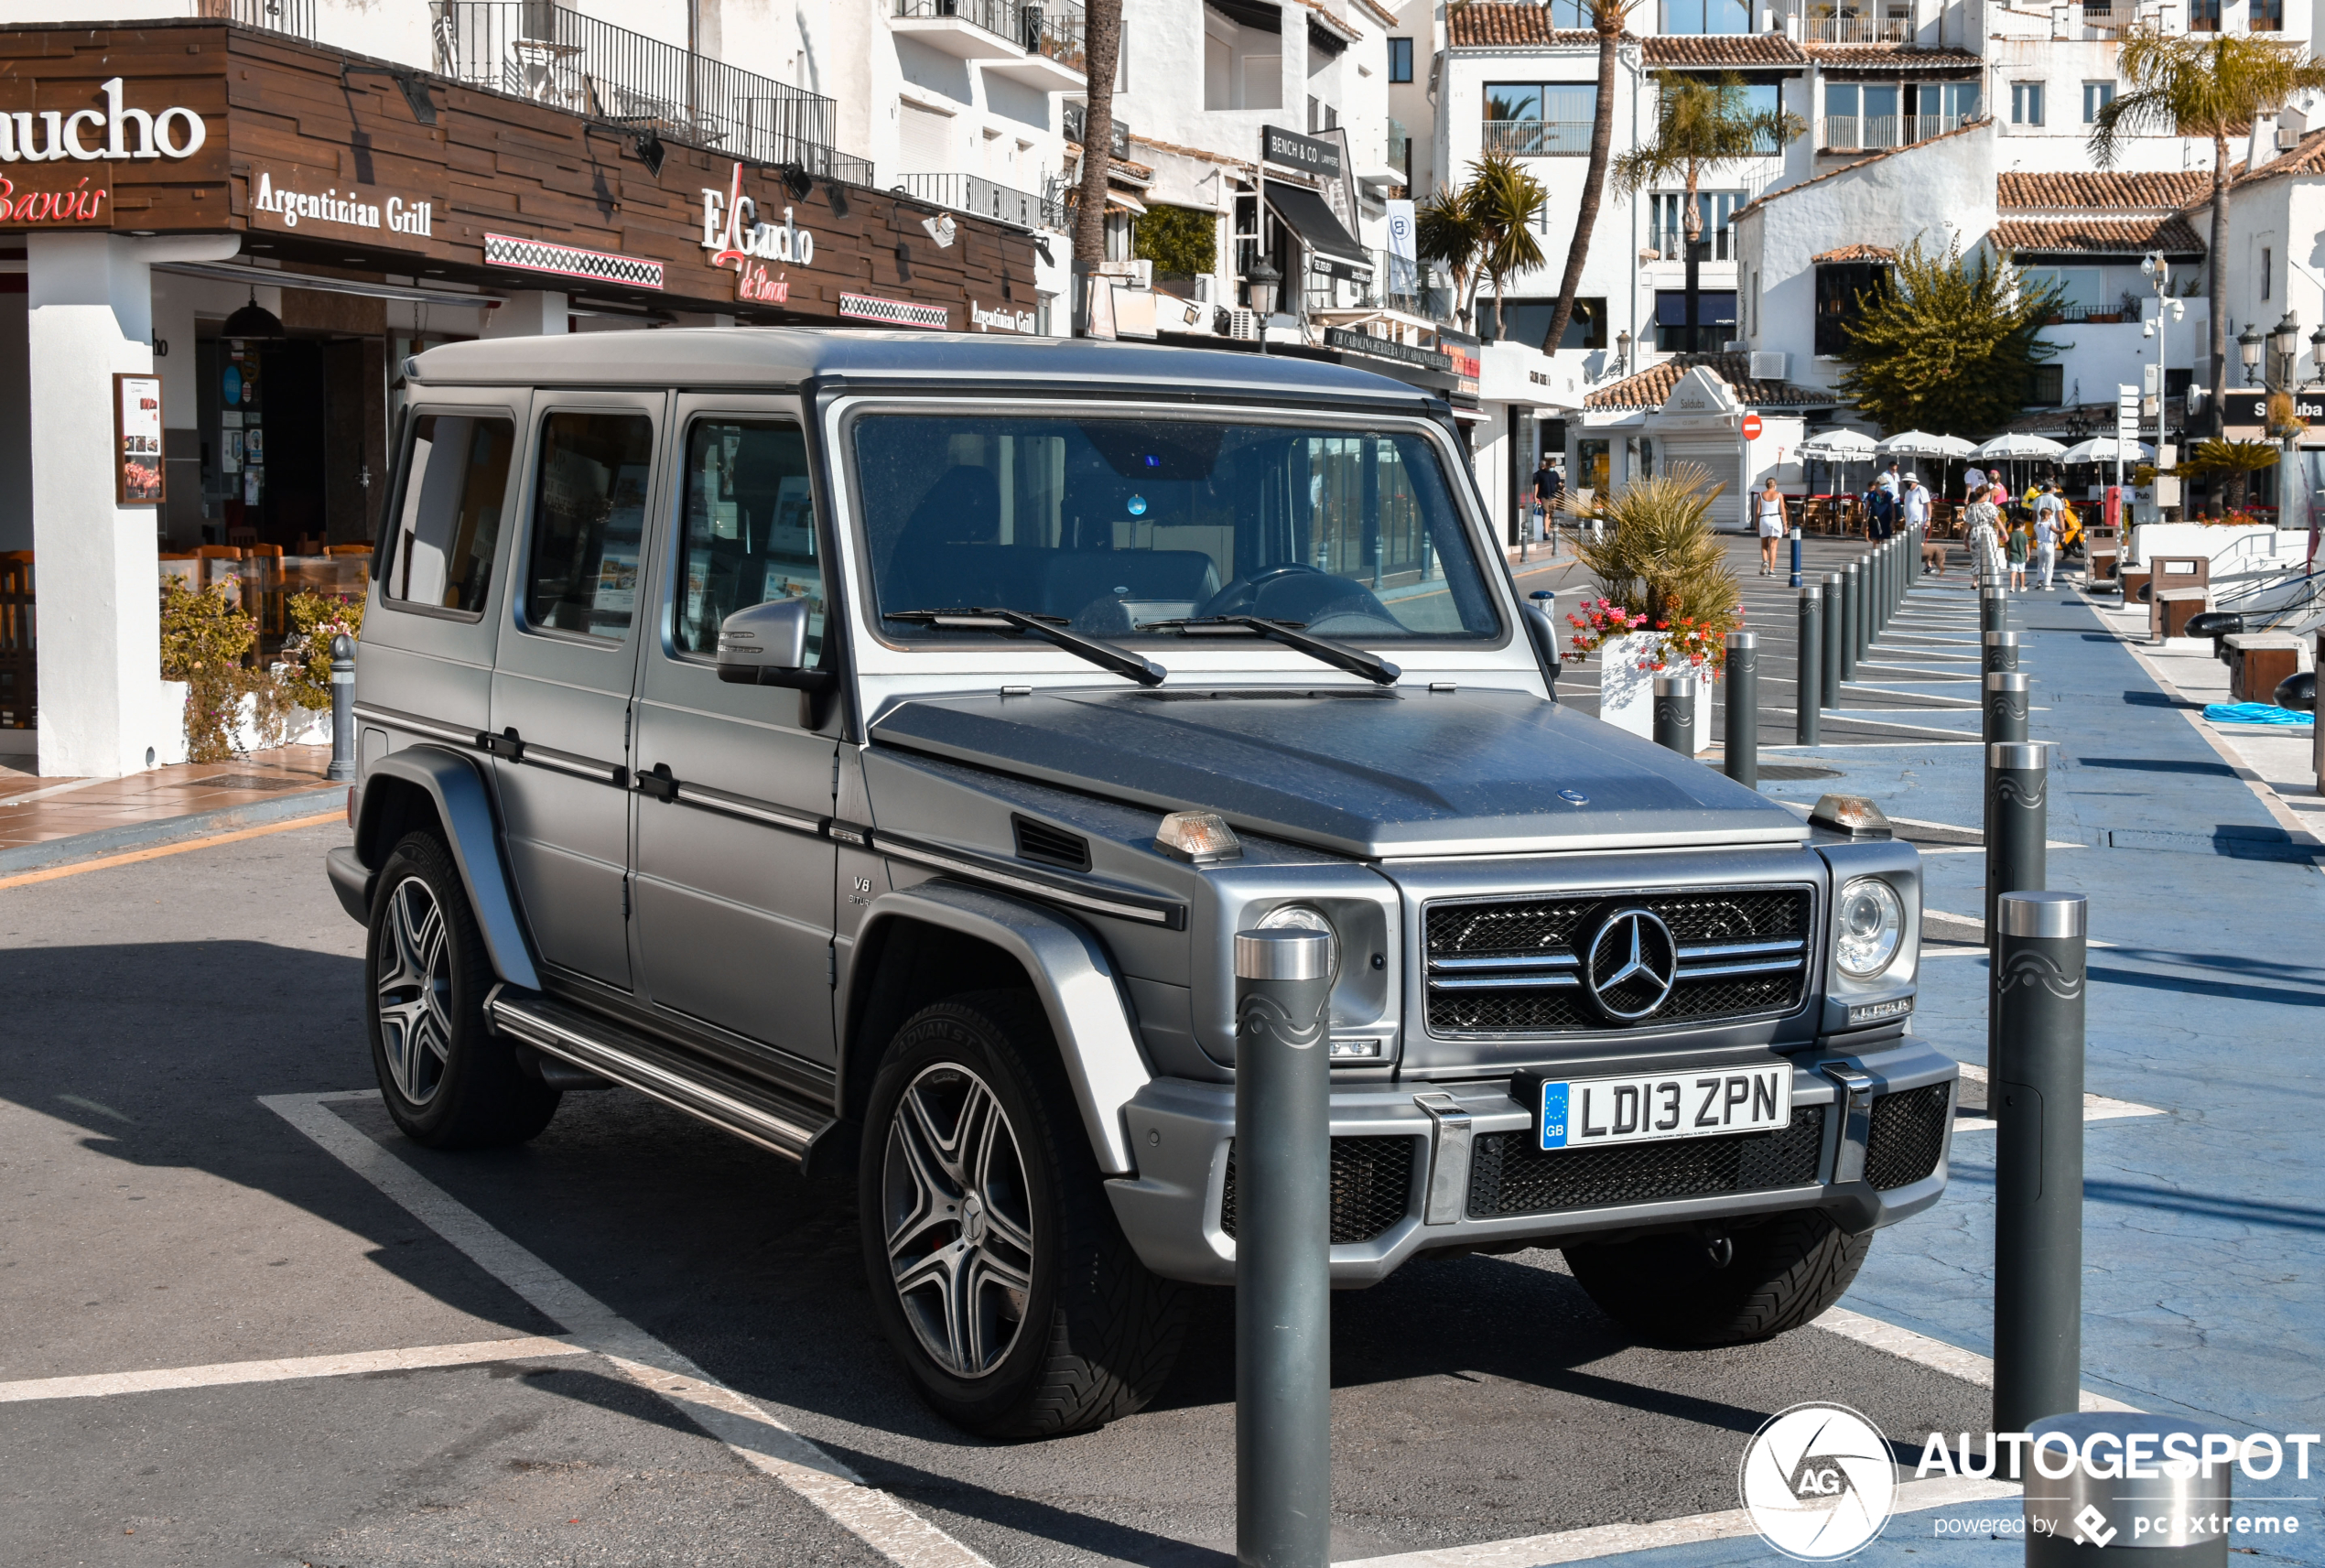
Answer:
1982, 585, 2008, 635
1984, 741, 2049, 950
1654, 671, 1697, 756
1984, 671, 2031, 747
1857, 555, 1875, 661
1840, 565, 1861, 683
1823, 573, 1844, 709
1725, 632, 1757, 787
1796, 587, 1822, 745
327, 633, 358, 784
1788, 525, 1802, 589
1984, 628, 2020, 676
2024, 1413, 2230, 1568
1992, 891, 2087, 1448
1234, 926, 1336, 1568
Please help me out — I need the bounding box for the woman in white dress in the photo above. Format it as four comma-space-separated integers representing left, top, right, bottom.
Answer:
1756, 476, 1790, 576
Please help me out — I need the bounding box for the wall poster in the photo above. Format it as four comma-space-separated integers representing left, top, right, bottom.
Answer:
114, 373, 164, 505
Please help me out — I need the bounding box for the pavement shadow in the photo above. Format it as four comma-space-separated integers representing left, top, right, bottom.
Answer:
2076, 756, 2241, 777
0, 939, 559, 1340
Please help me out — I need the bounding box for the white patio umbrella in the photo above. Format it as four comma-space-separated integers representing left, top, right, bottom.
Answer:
2059, 436, 2155, 465
1800, 428, 1878, 456
1924, 434, 1978, 458
1876, 429, 1952, 455
1974, 432, 2068, 460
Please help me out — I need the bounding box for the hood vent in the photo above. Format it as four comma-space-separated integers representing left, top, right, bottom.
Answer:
1012, 815, 1091, 872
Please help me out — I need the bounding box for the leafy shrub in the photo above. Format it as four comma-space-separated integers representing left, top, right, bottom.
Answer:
1564, 463, 1743, 664
280, 591, 365, 711
1133, 204, 1217, 277
159, 579, 257, 763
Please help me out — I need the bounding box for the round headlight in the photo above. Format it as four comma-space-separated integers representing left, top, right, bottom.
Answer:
1834, 878, 1905, 978
1257, 903, 1339, 979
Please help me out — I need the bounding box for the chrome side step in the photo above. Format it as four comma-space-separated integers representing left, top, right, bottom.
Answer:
486, 990, 835, 1165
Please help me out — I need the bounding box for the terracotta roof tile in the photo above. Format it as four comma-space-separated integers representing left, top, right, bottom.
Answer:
1805, 43, 1983, 70
1584, 352, 1832, 411
1445, 5, 1605, 47
1731, 115, 1989, 221
1996, 171, 2212, 210
1811, 243, 1896, 263
1640, 33, 1806, 66
2233, 125, 2325, 184
1992, 216, 2207, 255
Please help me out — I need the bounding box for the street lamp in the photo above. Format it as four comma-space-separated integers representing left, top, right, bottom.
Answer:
1614, 328, 1633, 376
2309, 322, 2325, 384
2240, 322, 2266, 386
1242, 252, 1281, 357
2274, 311, 2303, 389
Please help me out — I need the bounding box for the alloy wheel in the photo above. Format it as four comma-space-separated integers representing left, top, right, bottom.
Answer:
375, 875, 453, 1107
881, 1063, 1035, 1379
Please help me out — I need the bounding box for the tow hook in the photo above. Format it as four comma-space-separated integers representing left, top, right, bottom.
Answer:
1703, 1231, 1735, 1269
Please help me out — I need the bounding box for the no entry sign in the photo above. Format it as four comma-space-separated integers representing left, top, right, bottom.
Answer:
1740, 413, 1763, 440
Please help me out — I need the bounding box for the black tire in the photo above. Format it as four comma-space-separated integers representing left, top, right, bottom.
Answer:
1563, 1211, 1872, 1346
858, 990, 1186, 1438
365, 830, 559, 1150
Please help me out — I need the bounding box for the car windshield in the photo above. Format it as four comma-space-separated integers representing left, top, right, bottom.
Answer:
850, 412, 1503, 643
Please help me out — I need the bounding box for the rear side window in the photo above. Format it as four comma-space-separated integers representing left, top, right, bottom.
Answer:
671, 420, 822, 662
384, 414, 514, 613
524, 411, 655, 641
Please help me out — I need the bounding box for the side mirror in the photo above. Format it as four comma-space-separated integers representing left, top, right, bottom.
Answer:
717, 598, 828, 689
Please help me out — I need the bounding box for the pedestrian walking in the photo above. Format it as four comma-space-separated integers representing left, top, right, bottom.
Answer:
1533, 456, 1563, 546
1756, 475, 1790, 576
1963, 463, 1986, 501
2006, 516, 2031, 591
1964, 484, 2001, 576
1901, 472, 1930, 535
2033, 503, 2060, 589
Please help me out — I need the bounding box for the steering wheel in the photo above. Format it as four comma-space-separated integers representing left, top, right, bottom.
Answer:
1197, 563, 1327, 620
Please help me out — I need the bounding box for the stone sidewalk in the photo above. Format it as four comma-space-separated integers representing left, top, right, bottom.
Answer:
0, 746, 343, 875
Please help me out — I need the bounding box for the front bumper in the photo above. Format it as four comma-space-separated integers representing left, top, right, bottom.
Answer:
1103, 1033, 1957, 1286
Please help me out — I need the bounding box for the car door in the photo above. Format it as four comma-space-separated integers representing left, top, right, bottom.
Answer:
629, 398, 839, 1066
489, 393, 665, 989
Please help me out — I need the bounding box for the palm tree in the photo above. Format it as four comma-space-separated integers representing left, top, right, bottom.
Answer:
1415, 184, 1487, 330
1611, 71, 1805, 354
2091, 31, 2325, 428
1072, 0, 1124, 333
1470, 157, 1548, 341
1539, 0, 1640, 356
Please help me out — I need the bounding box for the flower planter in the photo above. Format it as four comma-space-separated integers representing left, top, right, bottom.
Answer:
1595, 632, 1714, 745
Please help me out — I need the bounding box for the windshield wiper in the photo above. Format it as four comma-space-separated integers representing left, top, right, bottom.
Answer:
883, 607, 1167, 687
1137, 615, 1400, 687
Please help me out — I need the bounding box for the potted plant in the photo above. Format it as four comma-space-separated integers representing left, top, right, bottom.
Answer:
1562, 465, 1744, 742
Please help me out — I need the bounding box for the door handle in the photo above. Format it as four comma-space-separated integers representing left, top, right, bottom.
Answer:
635, 762, 679, 803
476, 726, 525, 762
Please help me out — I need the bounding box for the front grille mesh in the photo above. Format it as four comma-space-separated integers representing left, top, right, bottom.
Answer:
1220, 1137, 1418, 1245
1864, 1082, 1951, 1190
1465, 1106, 1827, 1217
1426, 888, 1813, 1034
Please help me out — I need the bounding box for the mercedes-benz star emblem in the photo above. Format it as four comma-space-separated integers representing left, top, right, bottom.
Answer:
1585, 907, 1679, 1022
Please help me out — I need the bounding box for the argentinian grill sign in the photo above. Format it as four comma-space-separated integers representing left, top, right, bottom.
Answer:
252, 171, 435, 237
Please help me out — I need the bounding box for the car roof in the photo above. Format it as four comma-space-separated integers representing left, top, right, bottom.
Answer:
406, 327, 1441, 409
409, 325, 1441, 409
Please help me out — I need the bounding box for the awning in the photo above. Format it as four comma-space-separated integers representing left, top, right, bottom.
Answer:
1265, 181, 1369, 274
1106, 189, 1149, 216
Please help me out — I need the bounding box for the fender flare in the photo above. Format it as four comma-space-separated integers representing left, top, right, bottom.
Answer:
851, 882, 1152, 1176
357, 745, 542, 991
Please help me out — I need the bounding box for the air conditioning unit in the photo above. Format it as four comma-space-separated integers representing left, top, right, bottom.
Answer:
1227, 308, 1260, 341
1749, 350, 1790, 380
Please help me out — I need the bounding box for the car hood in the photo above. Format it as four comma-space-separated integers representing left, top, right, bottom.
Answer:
868, 687, 1811, 859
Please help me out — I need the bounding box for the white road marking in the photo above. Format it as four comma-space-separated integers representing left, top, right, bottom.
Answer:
0, 1336, 587, 1402
0, 775, 111, 809
262, 1090, 993, 1568
1948, 1062, 2165, 1132
1335, 1474, 2021, 1568
1816, 1306, 2141, 1413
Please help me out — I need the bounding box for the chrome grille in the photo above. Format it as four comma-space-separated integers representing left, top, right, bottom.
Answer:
1425, 887, 1814, 1034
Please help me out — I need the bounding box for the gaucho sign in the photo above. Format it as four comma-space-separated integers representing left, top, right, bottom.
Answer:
702, 162, 815, 305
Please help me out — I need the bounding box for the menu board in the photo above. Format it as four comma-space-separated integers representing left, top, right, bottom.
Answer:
114, 373, 164, 505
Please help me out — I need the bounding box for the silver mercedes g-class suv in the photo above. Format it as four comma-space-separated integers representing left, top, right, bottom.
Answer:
327, 330, 1954, 1439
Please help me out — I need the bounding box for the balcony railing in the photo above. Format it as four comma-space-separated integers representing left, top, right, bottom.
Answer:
1820, 114, 1965, 151
892, 0, 1087, 73
895, 172, 1066, 232
431, 2, 874, 185
193, 0, 316, 36
1805, 15, 1911, 41
1481, 119, 1593, 157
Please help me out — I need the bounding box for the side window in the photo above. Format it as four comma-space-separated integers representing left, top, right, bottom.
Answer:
524, 411, 655, 641
384, 413, 514, 613
671, 419, 823, 663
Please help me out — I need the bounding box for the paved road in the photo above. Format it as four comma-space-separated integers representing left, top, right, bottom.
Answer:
0, 821, 1995, 1568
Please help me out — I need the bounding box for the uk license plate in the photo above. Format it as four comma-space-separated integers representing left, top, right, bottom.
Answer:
1534, 1067, 1791, 1152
